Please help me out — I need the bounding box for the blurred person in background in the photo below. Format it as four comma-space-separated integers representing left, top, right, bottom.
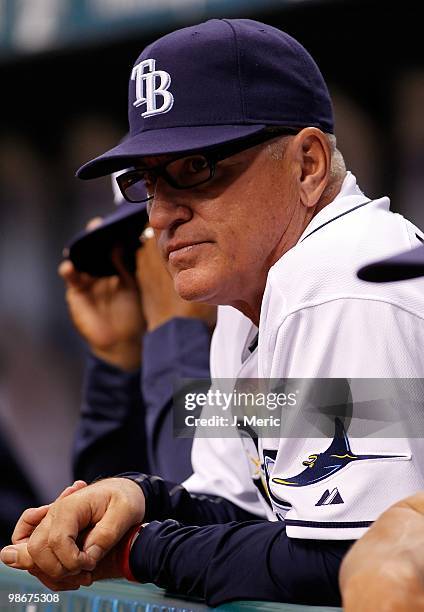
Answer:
61, 183, 216, 482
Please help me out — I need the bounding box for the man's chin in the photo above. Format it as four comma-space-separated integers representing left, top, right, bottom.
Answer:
173, 267, 221, 304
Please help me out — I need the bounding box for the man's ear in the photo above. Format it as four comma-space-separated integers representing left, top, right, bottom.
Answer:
294, 128, 331, 209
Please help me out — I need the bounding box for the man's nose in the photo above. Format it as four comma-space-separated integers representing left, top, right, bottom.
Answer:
148, 178, 192, 231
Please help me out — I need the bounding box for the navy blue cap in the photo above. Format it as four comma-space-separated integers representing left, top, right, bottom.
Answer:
77, 19, 334, 179
358, 243, 424, 282
64, 202, 148, 277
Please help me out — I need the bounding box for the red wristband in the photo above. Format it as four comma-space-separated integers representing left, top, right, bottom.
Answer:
119, 523, 143, 582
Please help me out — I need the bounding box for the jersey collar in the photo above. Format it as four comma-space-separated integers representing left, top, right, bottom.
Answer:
297, 172, 371, 244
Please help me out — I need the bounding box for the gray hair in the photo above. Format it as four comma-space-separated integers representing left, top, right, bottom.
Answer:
326, 133, 346, 181
266, 130, 346, 182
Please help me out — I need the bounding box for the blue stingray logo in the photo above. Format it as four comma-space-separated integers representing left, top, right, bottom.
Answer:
272, 418, 408, 487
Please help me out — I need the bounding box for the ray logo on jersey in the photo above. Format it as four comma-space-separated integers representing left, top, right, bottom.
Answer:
272, 418, 408, 488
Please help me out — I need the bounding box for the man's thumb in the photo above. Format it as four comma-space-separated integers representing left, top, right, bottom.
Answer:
81, 506, 132, 564
1, 543, 34, 570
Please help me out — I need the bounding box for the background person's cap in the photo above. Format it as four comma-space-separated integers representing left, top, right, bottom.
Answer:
64, 202, 148, 277
357, 243, 424, 282
77, 18, 334, 180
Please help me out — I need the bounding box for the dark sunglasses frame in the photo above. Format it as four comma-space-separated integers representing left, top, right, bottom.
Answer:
116, 127, 300, 204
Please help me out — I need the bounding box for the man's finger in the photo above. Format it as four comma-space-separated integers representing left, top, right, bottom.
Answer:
1, 542, 35, 570
27, 506, 96, 577
111, 246, 138, 289
58, 480, 88, 500
58, 259, 75, 280
58, 260, 95, 290
12, 481, 88, 545
85, 217, 103, 231
139, 225, 155, 245
81, 504, 135, 565
12, 506, 50, 544
28, 567, 93, 591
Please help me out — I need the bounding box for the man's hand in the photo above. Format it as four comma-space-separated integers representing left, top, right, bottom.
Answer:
9, 480, 88, 548
1, 480, 91, 591
1, 478, 144, 587
136, 231, 217, 332
59, 220, 145, 370
340, 493, 424, 611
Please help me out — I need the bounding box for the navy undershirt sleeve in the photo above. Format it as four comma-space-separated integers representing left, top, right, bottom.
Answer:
142, 318, 211, 482
73, 353, 148, 482
130, 519, 352, 607
119, 472, 259, 524
74, 318, 211, 483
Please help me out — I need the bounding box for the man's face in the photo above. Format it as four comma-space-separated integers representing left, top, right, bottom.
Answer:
145, 137, 302, 315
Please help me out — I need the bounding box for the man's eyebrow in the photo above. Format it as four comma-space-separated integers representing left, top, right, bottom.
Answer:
135, 156, 174, 168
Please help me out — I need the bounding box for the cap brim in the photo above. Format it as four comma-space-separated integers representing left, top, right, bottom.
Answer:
358, 243, 424, 282
77, 124, 267, 179
64, 203, 148, 277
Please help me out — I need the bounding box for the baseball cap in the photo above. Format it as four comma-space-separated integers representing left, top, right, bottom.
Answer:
64, 202, 148, 277
77, 18, 334, 180
358, 243, 424, 282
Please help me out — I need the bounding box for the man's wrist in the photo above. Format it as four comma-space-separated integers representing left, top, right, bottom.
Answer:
145, 306, 215, 333
92, 340, 142, 372
116, 473, 154, 522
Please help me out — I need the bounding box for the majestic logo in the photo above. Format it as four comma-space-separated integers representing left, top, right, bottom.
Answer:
315, 487, 344, 506
272, 418, 409, 488
131, 59, 174, 118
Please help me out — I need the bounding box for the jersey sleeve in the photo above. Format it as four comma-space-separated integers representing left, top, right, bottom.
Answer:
262, 297, 424, 379
260, 297, 424, 539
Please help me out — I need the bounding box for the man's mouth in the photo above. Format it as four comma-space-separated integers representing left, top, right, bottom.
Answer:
166, 241, 211, 261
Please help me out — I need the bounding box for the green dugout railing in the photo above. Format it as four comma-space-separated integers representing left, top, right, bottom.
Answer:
0, 563, 341, 611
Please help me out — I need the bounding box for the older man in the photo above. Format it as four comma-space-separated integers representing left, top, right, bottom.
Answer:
3, 19, 424, 608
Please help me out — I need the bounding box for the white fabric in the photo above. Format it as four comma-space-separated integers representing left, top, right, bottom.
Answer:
184, 172, 424, 538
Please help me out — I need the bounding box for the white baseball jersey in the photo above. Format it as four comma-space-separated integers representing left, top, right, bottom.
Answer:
184, 172, 424, 539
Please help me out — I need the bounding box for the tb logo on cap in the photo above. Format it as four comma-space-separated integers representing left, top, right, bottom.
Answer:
131, 59, 174, 118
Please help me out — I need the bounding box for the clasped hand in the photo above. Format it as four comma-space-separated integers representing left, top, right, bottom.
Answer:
0, 478, 145, 591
